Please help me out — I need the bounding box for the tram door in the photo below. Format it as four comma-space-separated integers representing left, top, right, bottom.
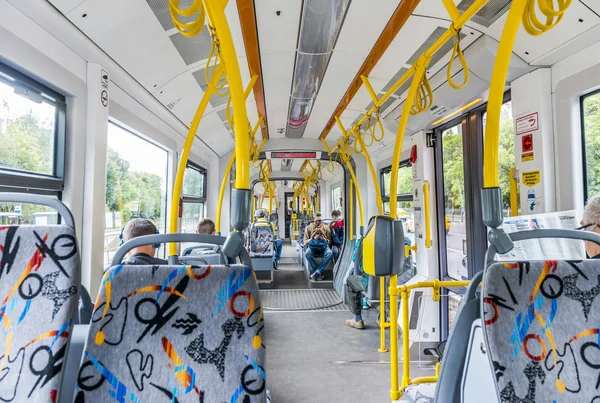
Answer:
284, 192, 294, 239
433, 98, 516, 336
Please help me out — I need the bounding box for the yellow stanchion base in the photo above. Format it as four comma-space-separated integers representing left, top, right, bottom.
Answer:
378, 348, 389, 353
390, 390, 401, 401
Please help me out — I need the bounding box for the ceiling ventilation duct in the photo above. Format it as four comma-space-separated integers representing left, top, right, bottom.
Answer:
286, 0, 351, 138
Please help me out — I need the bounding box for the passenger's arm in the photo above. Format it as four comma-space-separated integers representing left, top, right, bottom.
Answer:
304, 227, 311, 246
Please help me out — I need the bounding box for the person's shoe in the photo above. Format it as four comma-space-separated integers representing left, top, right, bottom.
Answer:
310, 271, 319, 281
345, 319, 365, 329
273, 261, 278, 270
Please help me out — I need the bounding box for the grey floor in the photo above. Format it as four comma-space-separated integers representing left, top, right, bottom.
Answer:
264, 243, 434, 403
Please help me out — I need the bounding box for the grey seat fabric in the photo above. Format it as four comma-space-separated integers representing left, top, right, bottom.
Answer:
0, 225, 79, 402
73, 264, 266, 402
482, 260, 600, 402
77, 285, 93, 324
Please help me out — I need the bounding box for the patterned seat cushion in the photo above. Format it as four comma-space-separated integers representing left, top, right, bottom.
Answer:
0, 225, 79, 402
248, 225, 274, 258
74, 264, 266, 402
483, 260, 600, 402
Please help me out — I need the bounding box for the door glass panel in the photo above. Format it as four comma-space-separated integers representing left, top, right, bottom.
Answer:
483, 101, 518, 215
442, 124, 467, 280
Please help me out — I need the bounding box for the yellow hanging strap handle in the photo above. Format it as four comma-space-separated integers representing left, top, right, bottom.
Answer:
168, 66, 224, 255
447, 25, 470, 90
523, 0, 572, 36
169, 0, 205, 37
410, 69, 434, 116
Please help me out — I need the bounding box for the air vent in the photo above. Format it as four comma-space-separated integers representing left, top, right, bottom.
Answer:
192, 69, 209, 91
277, 128, 285, 135
146, 0, 196, 31
352, 113, 366, 126
281, 159, 293, 171
379, 95, 397, 113
457, 0, 511, 28
431, 105, 449, 117
407, 27, 466, 68
383, 68, 409, 93
169, 30, 212, 65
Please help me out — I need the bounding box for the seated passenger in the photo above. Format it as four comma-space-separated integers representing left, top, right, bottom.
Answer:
304, 212, 333, 281
581, 194, 600, 258
254, 209, 283, 269
120, 218, 167, 265
196, 217, 216, 235
330, 210, 344, 263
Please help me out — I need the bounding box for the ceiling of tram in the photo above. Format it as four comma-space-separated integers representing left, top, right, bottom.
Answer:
47, 0, 600, 172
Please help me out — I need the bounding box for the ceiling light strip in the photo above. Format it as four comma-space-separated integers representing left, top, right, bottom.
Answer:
318, 0, 421, 140
432, 98, 482, 126
236, 0, 269, 139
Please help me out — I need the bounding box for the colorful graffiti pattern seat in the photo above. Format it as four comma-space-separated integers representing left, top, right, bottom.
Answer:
0, 225, 79, 402
247, 224, 274, 258
74, 264, 266, 402
483, 260, 600, 403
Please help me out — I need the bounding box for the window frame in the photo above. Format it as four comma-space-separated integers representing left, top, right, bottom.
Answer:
182, 160, 208, 204
581, 88, 600, 204
0, 61, 66, 194
379, 159, 413, 205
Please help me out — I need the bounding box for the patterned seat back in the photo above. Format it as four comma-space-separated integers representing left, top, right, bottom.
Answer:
0, 225, 79, 402
482, 259, 600, 402
73, 264, 266, 402
247, 223, 274, 258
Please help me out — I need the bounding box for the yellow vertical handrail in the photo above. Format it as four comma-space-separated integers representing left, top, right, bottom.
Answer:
509, 167, 518, 216
423, 181, 432, 249
349, 181, 354, 238
343, 159, 364, 234
215, 151, 235, 234
482, 0, 528, 188
169, 66, 224, 254
203, 1, 250, 191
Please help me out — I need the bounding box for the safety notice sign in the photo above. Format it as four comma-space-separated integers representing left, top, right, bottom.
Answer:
522, 170, 540, 187
516, 112, 539, 135
522, 152, 534, 162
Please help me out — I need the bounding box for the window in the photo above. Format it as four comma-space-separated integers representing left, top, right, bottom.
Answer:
104, 122, 169, 265
181, 162, 207, 235
0, 61, 66, 192
331, 186, 342, 212
0, 202, 58, 225
582, 90, 600, 202
380, 163, 415, 251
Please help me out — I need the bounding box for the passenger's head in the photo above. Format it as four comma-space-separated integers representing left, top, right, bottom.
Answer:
314, 212, 323, 225
255, 209, 266, 220
122, 218, 159, 257
332, 210, 342, 220
582, 195, 600, 258
313, 228, 325, 240
196, 218, 216, 235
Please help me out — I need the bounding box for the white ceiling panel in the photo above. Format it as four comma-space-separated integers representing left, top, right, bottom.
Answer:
255, 0, 302, 55
485, 1, 599, 63
67, 0, 187, 90
48, 0, 86, 14
346, 86, 373, 113
261, 52, 296, 138
304, 51, 367, 138
334, 0, 401, 53
153, 73, 205, 127
581, 0, 600, 15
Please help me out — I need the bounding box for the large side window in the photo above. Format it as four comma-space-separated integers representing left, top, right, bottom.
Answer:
181, 162, 207, 235
380, 162, 415, 244
104, 122, 169, 265
582, 90, 600, 202
0, 62, 66, 223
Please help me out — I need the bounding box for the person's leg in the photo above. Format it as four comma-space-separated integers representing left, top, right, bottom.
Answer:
305, 248, 318, 272
345, 275, 365, 329
331, 245, 340, 263
316, 248, 333, 273
273, 239, 283, 268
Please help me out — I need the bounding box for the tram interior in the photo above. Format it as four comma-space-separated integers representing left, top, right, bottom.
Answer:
1, 0, 600, 402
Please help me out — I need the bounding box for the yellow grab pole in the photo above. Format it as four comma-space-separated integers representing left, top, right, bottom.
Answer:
390, 275, 400, 400
423, 181, 432, 248
349, 181, 354, 238
510, 168, 518, 216
169, 66, 224, 255
379, 276, 388, 353
216, 151, 235, 234
269, 187, 273, 215
483, 0, 528, 188
204, 1, 250, 190
400, 286, 411, 391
